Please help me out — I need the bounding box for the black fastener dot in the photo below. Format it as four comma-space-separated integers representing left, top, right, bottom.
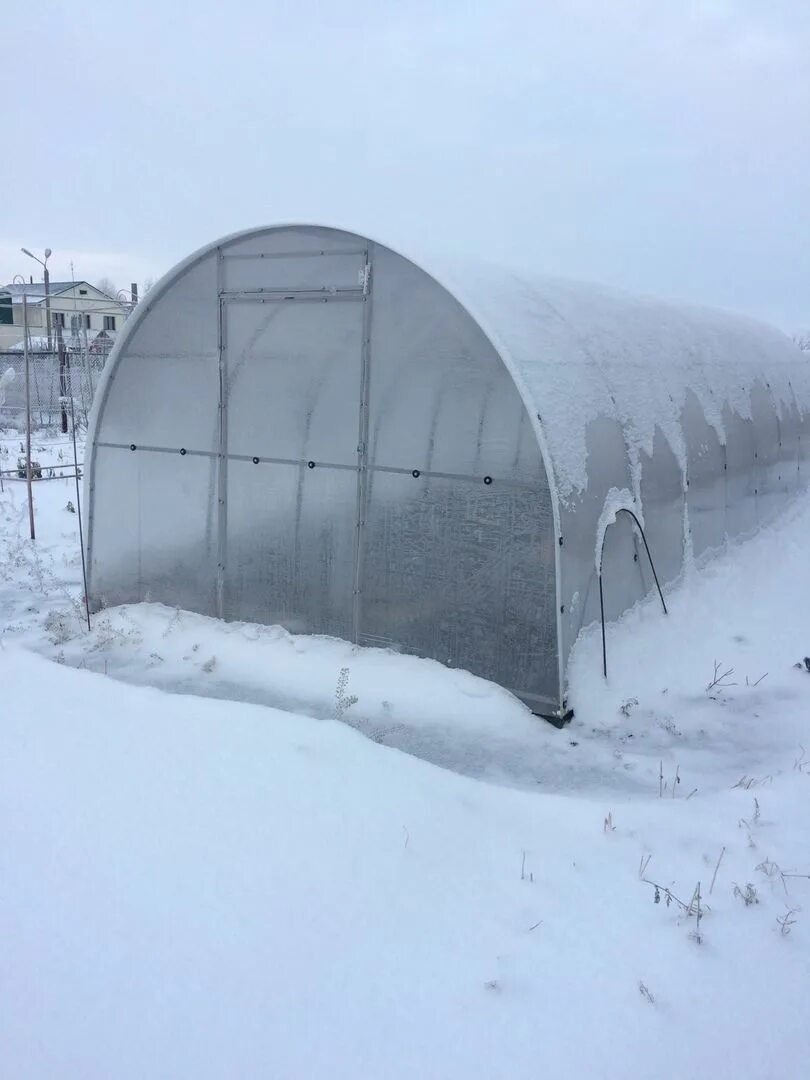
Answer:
558, 536, 564, 546
252, 456, 260, 465
483, 476, 493, 485
179, 448, 187, 456
560, 605, 565, 614
130, 444, 136, 451
412, 469, 420, 478
307, 461, 315, 469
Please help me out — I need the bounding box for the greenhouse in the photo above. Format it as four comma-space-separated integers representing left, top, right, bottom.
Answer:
85, 224, 810, 718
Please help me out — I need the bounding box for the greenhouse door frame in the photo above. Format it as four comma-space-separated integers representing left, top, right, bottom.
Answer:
214, 244, 374, 638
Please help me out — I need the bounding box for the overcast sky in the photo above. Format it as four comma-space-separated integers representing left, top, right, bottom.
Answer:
3, 1, 808, 330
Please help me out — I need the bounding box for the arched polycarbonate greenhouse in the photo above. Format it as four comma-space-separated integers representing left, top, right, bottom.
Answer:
86, 224, 810, 719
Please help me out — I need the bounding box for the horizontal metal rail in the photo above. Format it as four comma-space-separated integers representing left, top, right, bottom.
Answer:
93, 441, 538, 488
221, 248, 367, 261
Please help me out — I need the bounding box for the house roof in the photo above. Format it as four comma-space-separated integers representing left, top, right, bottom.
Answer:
1, 281, 87, 301
0, 282, 124, 307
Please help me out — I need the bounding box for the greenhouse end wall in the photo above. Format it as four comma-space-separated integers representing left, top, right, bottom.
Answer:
86, 226, 561, 710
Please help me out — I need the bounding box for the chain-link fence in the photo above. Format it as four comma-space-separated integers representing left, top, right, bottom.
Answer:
0, 346, 107, 434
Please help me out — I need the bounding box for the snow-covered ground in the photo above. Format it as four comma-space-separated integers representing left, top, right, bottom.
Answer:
2, 429, 810, 1079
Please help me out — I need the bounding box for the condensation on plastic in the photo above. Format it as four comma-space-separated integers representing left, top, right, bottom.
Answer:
90, 446, 217, 615
682, 389, 726, 561
638, 428, 685, 588
359, 472, 557, 701
224, 298, 364, 464
224, 459, 357, 640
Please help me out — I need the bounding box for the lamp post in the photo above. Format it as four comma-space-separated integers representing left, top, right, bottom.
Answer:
21, 247, 52, 351
10, 276, 36, 539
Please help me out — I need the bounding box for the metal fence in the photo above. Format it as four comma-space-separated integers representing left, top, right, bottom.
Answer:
0, 346, 108, 433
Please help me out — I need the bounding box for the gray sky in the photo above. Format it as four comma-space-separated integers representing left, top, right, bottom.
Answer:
3, 0, 808, 331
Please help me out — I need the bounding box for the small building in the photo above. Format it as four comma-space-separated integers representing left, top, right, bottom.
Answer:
85, 225, 810, 720
0, 280, 130, 350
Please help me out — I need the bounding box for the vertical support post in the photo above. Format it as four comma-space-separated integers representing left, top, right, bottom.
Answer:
57, 322, 68, 433
67, 354, 91, 632
215, 250, 228, 620
44, 263, 53, 353
22, 293, 35, 541
352, 247, 374, 643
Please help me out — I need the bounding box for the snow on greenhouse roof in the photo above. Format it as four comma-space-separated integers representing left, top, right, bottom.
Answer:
424, 256, 810, 500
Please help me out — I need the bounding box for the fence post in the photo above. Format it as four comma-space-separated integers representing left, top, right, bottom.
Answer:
57, 323, 67, 434
22, 293, 36, 540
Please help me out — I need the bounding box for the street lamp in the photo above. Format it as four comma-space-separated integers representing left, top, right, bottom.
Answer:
21, 247, 52, 351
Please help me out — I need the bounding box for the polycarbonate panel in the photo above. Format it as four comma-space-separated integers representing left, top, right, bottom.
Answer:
778, 400, 801, 494
222, 252, 366, 293
97, 352, 219, 452
223, 226, 366, 259
224, 460, 356, 639
723, 405, 757, 538
224, 298, 364, 463
125, 254, 218, 359
800, 407, 810, 484
682, 390, 725, 560
638, 428, 685, 587
750, 381, 785, 523
359, 472, 558, 704
598, 511, 645, 625
89, 447, 217, 614
561, 414, 637, 651
367, 247, 540, 483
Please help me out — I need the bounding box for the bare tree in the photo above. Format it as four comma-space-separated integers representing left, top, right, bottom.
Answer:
95, 276, 118, 298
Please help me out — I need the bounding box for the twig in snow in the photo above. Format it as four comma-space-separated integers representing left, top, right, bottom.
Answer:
706, 660, 737, 695
777, 907, 800, 936
641, 878, 691, 913
689, 882, 703, 944
709, 847, 726, 895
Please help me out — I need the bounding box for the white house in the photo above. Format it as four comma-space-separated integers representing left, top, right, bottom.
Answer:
0, 280, 132, 351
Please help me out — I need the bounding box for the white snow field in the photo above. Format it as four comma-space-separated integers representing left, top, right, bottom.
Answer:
2, 431, 810, 1079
